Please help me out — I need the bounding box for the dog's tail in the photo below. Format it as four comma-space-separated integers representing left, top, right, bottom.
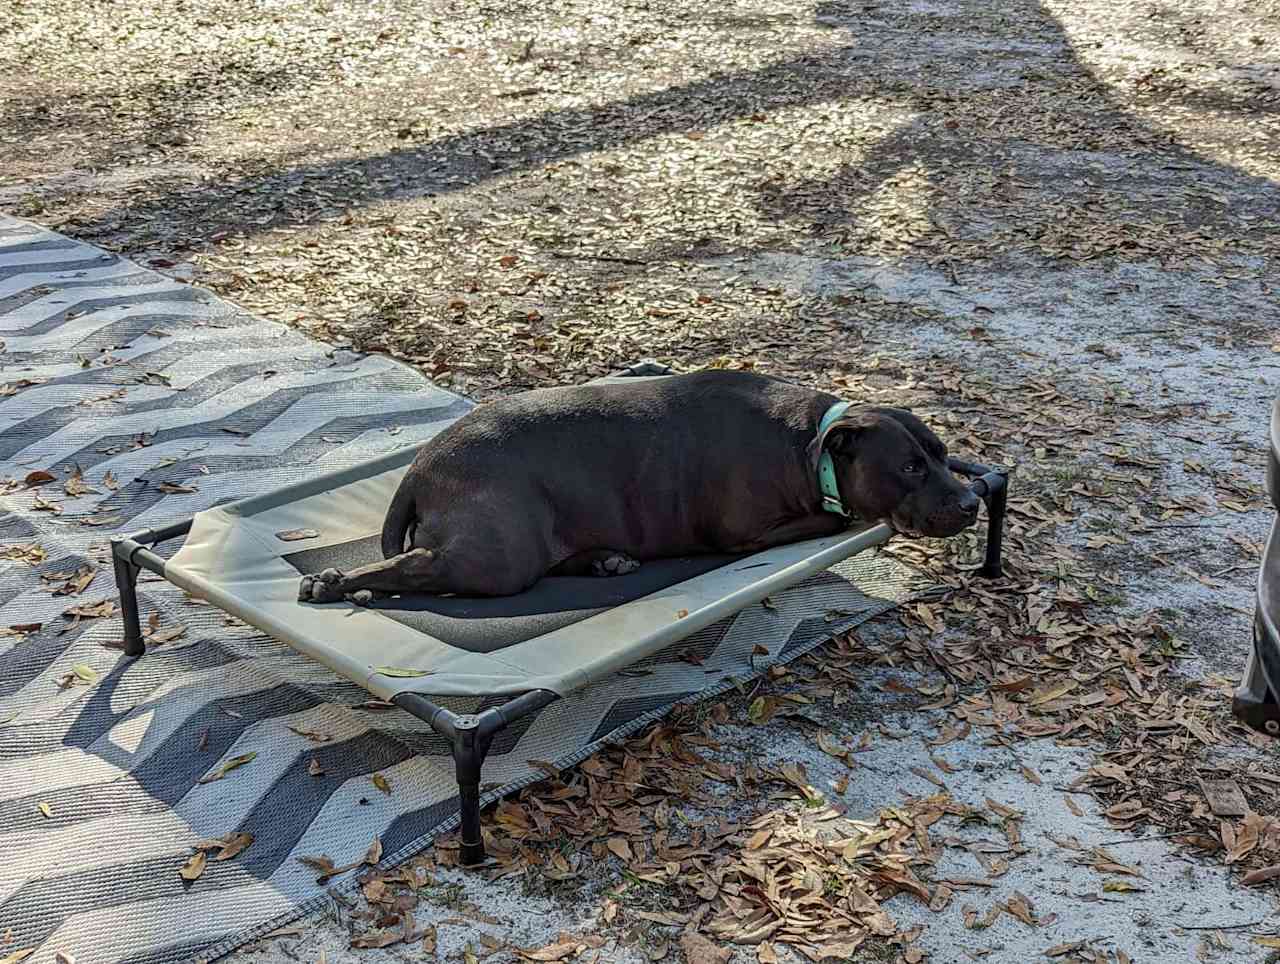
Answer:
381, 479, 417, 559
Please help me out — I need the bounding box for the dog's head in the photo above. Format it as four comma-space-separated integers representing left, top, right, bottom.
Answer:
809, 406, 979, 537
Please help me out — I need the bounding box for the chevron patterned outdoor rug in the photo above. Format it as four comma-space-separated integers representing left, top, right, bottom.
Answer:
0, 216, 922, 963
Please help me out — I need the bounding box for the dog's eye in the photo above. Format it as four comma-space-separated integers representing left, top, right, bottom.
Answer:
903, 460, 924, 474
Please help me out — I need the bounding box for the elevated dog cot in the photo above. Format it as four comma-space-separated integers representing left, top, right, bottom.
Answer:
111, 364, 1009, 864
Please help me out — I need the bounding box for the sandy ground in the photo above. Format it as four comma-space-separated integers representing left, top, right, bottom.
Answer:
3, 0, 1280, 961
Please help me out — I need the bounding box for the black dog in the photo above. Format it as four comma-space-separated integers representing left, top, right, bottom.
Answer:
299, 371, 978, 602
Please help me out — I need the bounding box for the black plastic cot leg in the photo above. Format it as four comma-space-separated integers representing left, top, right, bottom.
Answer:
110, 524, 190, 658
946, 459, 1010, 581
394, 689, 558, 866
111, 537, 146, 658
449, 714, 492, 866
978, 471, 1009, 579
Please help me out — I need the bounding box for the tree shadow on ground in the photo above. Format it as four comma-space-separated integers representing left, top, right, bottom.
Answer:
56, 0, 1279, 262
756, 1, 1278, 262
2, 63, 307, 177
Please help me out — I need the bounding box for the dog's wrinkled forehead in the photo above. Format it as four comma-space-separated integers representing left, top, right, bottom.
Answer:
874, 408, 948, 462
809, 404, 949, 468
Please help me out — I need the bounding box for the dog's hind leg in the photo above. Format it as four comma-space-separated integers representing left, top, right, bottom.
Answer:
549, 549, 641, 578
299, 548, 445, 603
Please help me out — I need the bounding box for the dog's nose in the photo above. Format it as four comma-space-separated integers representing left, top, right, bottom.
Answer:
958, 489, 980, 517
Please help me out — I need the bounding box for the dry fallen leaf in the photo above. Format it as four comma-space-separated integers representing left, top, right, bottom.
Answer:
212, 832, 254, 860
71, 664, 98, 684
198, 752, 258, 784
48, 564, 96, 596
261, 926, 303, 940
1029, 680, 1077, 706
63, 466, 95, 497
298, 854, 339, 881
1044, 944, 1083, 958
515, 940, 580, 962
372, 773, 392, 794
30, 493, 62, 514
1200, 778, 1249, 818
0, 543, 47, 565
606, 837, 633, 862
910, 765, 946, 788
275, 528, 320, 542
145, 620, 187, 645
350, 929, 403, 950
679, 932, 732, 964
179, 850, 207, 881
79, 513, 122, 527
1005, 891, 1037, 926
372, 666, 433, 677
63, 599, 115, 622
747, 695, 777, 725
289, 725, 333, 742
1102, 880, 1144, 893
1241, 865, 1280, 886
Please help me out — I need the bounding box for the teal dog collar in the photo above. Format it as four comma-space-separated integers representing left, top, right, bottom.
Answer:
816, 400, 852, 517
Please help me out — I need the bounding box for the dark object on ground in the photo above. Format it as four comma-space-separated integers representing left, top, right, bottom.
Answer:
1233, 395, 1280, 735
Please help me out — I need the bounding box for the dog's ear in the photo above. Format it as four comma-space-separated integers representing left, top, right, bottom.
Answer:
807, 409, 880, 470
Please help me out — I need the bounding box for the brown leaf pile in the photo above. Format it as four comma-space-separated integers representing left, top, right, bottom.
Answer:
849, 528, 1280, 877
698, 803, 927, 957
423, 705, 1003, 960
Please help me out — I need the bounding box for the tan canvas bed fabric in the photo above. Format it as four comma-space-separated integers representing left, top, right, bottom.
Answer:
162, 446, 897, 700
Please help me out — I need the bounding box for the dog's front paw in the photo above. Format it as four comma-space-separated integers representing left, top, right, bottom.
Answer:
591, 553, 641, 577
298, 568, 347, 603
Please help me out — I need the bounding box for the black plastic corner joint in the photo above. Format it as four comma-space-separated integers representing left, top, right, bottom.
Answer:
110, 536, 146, 658
976, 469, 1009, 580
449, 714, 491, 866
